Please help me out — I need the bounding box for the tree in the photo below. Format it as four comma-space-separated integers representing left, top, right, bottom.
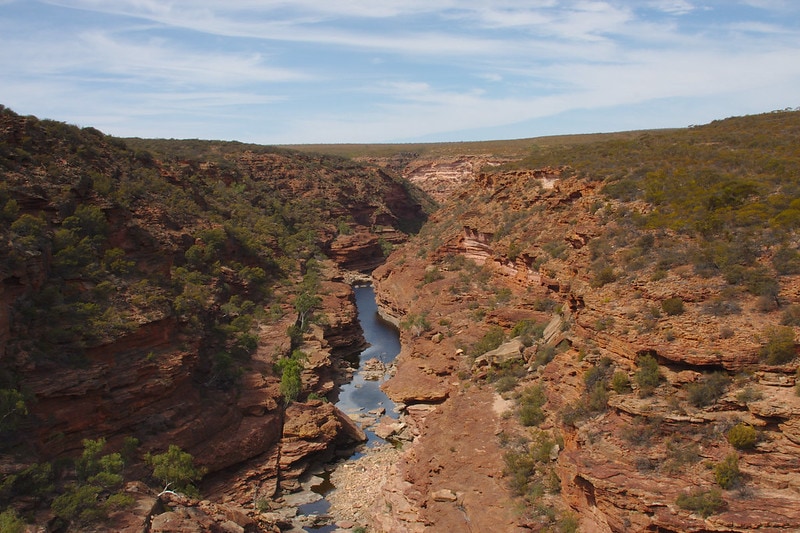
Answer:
293, 291, 320, 333
146, 445, 203, 496
277, 350, 306, 404
51, 438, 131, 525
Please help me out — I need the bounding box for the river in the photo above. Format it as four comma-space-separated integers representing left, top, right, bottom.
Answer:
297, 283, 401, 531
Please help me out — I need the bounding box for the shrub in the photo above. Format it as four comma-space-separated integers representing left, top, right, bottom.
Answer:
663, 439, 700, 474
736, 386, 763, 404
634, 353, 660, 396
611, 371, 631, 393
400, 313, 431, 339
534, 344, 557, 368
51, 484, 104, 524
726, 424, 757, 450
760, 326, 796, 364
518, 385, 547, 426
503, 431, 559, 500
796, 368, 800, 397
470, 326, 505, 357
511, 319, 544, 347
592, 265, 617, 288
781, 305, 800, 326
773, 247, 800, 275
714, 454, 742, 489
277, 350, 306, 404
583, 360, 611, 392
557, 513, 579, 533
703, 298, 742, 317
676, 488, 726, 517
662, 297, 685, 316
0, 387, 28, 433
587, 381, 609, 412
686, 372, 730, 407
621, 416, 661, 446
494, 375, 518, 393
421, 267, 444, 285
0, 509, 25, 533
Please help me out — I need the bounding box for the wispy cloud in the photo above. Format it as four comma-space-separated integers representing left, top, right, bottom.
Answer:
1, 0, 798, 142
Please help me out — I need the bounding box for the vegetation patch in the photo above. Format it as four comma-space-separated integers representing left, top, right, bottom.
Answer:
676, 488, 726, 517
634, 353, 661, 396
686, 372, 730, 408
760, 326, 796, 364
726, 423, 758, 450
714, 453, 742, 489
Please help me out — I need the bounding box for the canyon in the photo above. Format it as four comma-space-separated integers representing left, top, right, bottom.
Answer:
2, 108, 800, 532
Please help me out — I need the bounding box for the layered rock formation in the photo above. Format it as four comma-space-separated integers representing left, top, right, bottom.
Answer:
366, 151, 800, 531
0, 109, 430, 531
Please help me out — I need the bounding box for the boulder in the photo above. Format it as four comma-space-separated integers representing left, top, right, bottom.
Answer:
471, 337, 524, 371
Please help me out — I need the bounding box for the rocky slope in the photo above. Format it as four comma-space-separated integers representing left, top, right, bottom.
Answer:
0, 107, 430, 531
362, 112, 800, 531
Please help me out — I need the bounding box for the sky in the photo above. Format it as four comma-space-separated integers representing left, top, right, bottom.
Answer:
1, 1, 799, 144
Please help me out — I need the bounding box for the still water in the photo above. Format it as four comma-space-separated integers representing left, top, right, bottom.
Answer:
333, 284, 401, 424
298, 284, 401, 531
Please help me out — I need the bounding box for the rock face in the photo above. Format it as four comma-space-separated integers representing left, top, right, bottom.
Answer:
279, 401, 366, 489
0, 110, 431, 531
366, 159, 800, 531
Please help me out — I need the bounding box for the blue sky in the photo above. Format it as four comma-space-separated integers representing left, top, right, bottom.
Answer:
1, 1, 798, 144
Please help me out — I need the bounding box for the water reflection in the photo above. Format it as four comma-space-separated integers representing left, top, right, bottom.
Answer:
299, 283, 401, 531
332, 284, 401, 422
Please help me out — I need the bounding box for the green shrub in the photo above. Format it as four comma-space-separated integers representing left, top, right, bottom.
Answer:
470, 326, 505, 357
634, 353, 660, 396
676, 488, 726, 517
277, 350, 306, 404
663, 439, 700, 474
0, 508, 25, 533
518, 385, 547, 426
661, 297, 685, 316
781, 305, 800, 326
773, 247, 800, 275
511, 319, 544, 346
587, 381, 609, 412
503, 431, 559, 500
703, 298, 742, 317
591, 265, 617, 288
726, 423, 758, 450
611, 371, 631, 393
51, 484, 104, 524
714, 453, 742, 489
686, 372, 730, 408
494, 375, 518, 393
760, 326, 796, 364
621, 416, 661, 446
735, 386, 763, 404
796, 368, 800, 397
534, 344, 557, 368
421, 267, 444, 285
556, 513, 579, 533
583, 361, 610, 392
0, 387, 28, 433
400, 313, 431, 338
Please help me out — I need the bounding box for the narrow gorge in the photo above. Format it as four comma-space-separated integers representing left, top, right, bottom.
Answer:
2, 107, 800, 532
